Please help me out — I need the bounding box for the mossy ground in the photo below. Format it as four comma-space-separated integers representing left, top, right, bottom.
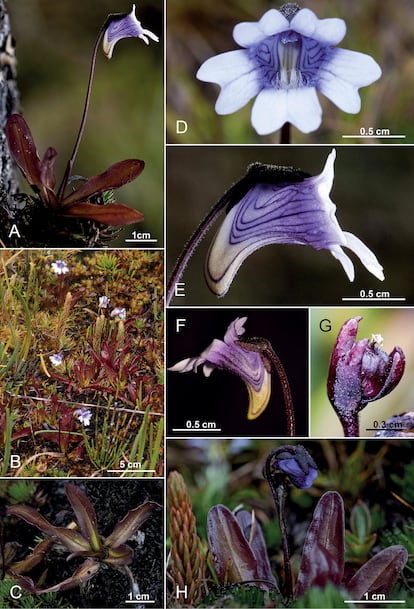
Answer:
0, 249, 164, 477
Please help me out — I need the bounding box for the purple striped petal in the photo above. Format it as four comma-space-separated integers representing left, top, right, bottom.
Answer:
205, 150, 384, 296
169, 317, 271, 419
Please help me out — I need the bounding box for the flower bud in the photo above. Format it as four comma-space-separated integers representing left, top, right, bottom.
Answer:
328, 317, 405, 412
265, 445, 318, 490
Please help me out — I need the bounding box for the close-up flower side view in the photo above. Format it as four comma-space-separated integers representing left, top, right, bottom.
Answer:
1, 0, 414, 608
167, 309, 308, 437
167, 145, 413, 305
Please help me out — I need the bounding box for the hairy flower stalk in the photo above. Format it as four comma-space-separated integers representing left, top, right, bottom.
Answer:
168, 471, 206, 605
263, 445, 318, 600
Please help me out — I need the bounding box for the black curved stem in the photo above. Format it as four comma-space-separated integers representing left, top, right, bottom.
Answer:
236, 338, 295, 436
263, 456, 293, 601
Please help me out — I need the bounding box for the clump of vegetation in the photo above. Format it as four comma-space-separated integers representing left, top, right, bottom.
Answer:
0, 250, 163, 477
167, 440, 412, 608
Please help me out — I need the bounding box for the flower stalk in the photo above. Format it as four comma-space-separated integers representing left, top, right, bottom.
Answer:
263, 445, 318, 600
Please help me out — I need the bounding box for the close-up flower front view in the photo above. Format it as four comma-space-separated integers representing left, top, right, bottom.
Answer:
167, 0, 414, 143
196, 5, 381, 140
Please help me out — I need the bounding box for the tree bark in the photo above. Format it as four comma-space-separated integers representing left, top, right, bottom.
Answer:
0, 0, 19, 204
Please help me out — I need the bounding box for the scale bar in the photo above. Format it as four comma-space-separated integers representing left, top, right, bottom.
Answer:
344, 601, 405, 604
106, 469, 156, 473
342, 298, 406, 302
125, 601, 155, 604
172, 428, 222, 433
342, 135, 406, 139
365, 428, 405, 432
125, 239, 158, 243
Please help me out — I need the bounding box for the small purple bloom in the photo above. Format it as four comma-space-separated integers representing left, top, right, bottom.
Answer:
197, 5, 381, 135
75, 408, 92, 426
110, 306, 126, 319
51, 260, 69, 275
168, 317, 271, 419
328, 317, 405, 436
266, 445, 318, 489
206, 149, 384, 297
49, 352, 64, 366
103, 3, 159, 59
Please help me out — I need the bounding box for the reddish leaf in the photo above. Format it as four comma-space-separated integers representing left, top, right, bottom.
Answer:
61, 202, 144, 225
296, 491, 345, 597
347, 545, 408, 599
65, 484, 102, 553
207, 504, 261, 586
9, 539, 54, 575
11, 558, 100, 594
62, 159, 145, 206
7, 504, 91, 553
104, 543, 134, 566
104, 500, 160, 548
6, 114, 43, 191
35, 431, 83, 446
41, 146, 58, 190
6, 114, 58, 208
236, 510, 278, 589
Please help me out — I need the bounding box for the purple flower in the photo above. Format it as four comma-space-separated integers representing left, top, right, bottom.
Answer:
168, 317, 271, 419
266, 445, 318, 489
75, 408, 92, 427
206, 149, 384, 297
327, 317, 405, 436
103, 3, 159, 59
51, 260, 69, 275
196, 5, 381, 135
110, 306, 126, 320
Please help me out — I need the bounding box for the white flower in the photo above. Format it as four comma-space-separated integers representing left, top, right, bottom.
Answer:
49, 353, 64, 366
74, 408, 92, 427
197, 6, 381, 135
99, 295, 110, 309
103, 3, 159, 59
51, 260, 69, 275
